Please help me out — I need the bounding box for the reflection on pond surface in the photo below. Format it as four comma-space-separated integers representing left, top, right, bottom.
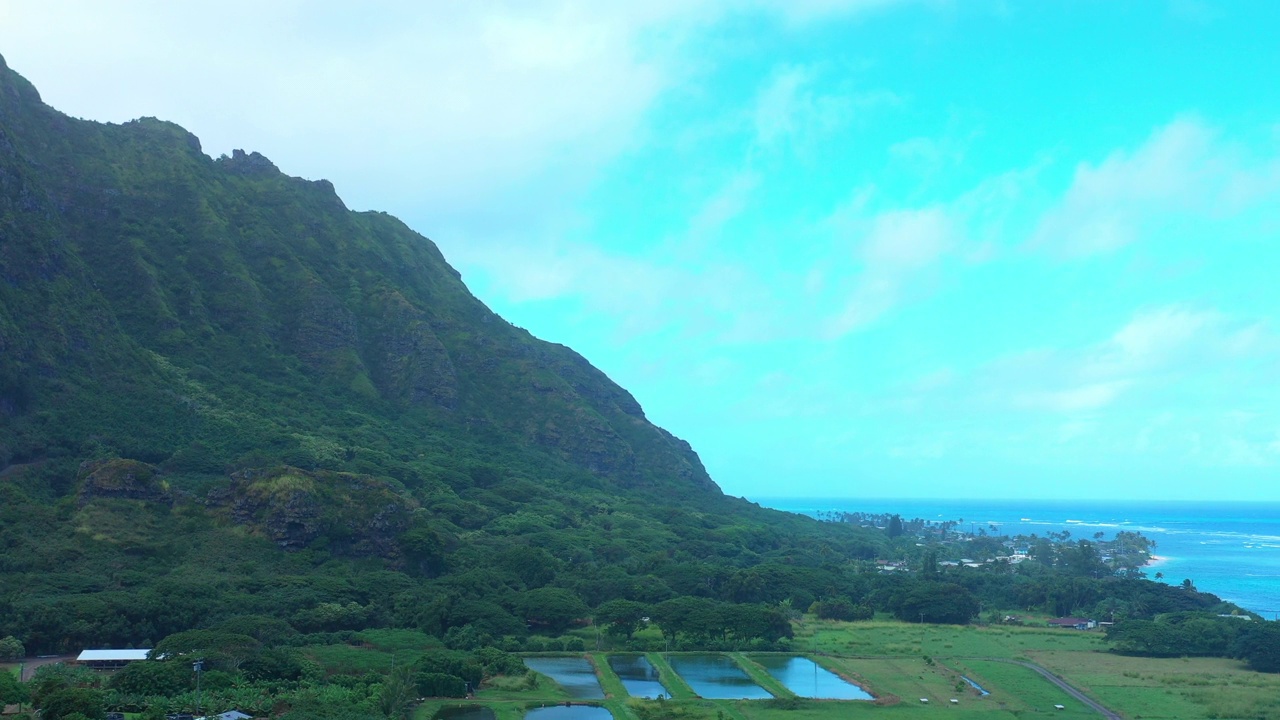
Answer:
667, 654, 773, 700
523, 658, 605, 699
525, 705, 613, 720
433, 706, 497, 720
751, 656, 873, 700
607, 655, 668, 698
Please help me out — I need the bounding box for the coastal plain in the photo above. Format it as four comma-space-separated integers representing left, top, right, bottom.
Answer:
397, 617, 1280, 720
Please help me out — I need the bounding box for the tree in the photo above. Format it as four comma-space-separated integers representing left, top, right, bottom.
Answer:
895, 582, 979, 625
415, 671, 468, 698
725, 604, 792, 642
0, 670, 30, 706
497, 545, 559, 589
887, 515, 904, 538
652, 596, 725, 644
595, 599, 649, 639
37, 687, 105, 720
1061, 541, 1106, 578
921, 550, 938, 577
213, 615, 299, 646
0, 635, 24, 660
107, 660, 191, 696
1233, 622, 1280, 673
515, 588, 588, 633
377, 667, 417, 719
398, 522, 447, 578
1032, 538, 1056, 567
151, 630, 261, 671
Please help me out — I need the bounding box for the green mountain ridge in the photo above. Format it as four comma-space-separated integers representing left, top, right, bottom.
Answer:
0, 50, 711, 493
0, 53, 888, 653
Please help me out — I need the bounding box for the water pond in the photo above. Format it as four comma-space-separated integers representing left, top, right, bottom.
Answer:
433, 706, 496, 720
524, 706, 612, 720
607, 654, 669, 698
667, 654, 772, 700
750, 655, 873, 700
961, 676, 990, 696
523, 657, 605, 699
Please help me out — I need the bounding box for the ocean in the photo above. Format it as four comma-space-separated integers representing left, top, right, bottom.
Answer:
752, 497, 1280, 618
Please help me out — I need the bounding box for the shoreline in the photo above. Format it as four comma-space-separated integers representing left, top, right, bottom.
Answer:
1144, 554, 1171, 568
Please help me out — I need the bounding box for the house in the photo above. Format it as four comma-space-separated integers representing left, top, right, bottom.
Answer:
196, 712, 252, 720
74, 648, 152, 669
1047, 617, 1096, 630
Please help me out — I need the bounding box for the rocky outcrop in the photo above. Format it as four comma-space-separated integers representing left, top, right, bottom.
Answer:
219, 149, 279, 176
76, 458, 171, 507
209, 467, 414, 559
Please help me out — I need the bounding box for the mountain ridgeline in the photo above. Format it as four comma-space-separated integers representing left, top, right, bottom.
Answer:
0, 54, 890, 653
0, 53, 708, 495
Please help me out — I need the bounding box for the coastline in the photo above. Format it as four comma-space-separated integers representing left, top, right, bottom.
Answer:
753, 497, 1280, 616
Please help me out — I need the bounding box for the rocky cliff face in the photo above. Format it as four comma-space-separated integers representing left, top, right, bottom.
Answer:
208, 467, 414, 557
0, 53, 718, 501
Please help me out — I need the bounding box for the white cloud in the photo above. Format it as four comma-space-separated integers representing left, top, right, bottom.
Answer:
878, 304, 1280, 467
828, 206, 956, 336
1032, 117, 1280, 256
749, 64, 880, 157
0, 1, 681, 224
1016, 381, 1131, 413
753, 66, 814, 151
685, 170, 764, 247
861, 207, 955, 269
0, 0, 907, 226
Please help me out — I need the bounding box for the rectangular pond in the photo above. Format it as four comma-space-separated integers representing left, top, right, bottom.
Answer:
434, 707, 497, 720
523, 657, 605, 699
606, 654, 669, 699
667, 654, 773, 700
751, 655, 873, 700
525, 706, 612, 720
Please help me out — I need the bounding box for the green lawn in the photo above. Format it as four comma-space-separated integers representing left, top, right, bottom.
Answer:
797, 618, 1105, 659
1030, 650, 1280, 720
953, 660, 1091, 717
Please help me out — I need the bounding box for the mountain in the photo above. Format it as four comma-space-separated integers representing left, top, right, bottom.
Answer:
0, 52, 710, 496
0, 54, 884, 653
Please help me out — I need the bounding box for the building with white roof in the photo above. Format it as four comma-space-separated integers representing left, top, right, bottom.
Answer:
75, 648, 152, 668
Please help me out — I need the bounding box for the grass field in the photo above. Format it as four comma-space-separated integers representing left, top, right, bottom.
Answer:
797, 618, 1106, 658
1029, 650, 1280, 720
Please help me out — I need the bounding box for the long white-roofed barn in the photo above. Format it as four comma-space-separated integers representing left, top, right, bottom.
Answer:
74, 648, 152, 669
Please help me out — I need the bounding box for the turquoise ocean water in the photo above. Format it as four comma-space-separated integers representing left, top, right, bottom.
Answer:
752, 498, 1280, 618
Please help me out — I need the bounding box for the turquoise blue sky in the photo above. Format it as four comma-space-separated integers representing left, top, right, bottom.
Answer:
3, 1, 1279, 500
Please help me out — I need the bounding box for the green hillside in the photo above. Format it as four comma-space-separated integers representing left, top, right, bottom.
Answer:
0, 53, 886, 653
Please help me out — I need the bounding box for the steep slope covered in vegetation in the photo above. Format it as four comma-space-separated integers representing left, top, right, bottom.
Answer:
0, 54, 887, 652
0, 53, 706, 494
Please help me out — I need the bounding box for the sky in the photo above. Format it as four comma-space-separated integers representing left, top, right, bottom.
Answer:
2, 1, 1280, 501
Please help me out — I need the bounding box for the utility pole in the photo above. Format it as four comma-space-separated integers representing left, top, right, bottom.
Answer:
193, 658, 205, 716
